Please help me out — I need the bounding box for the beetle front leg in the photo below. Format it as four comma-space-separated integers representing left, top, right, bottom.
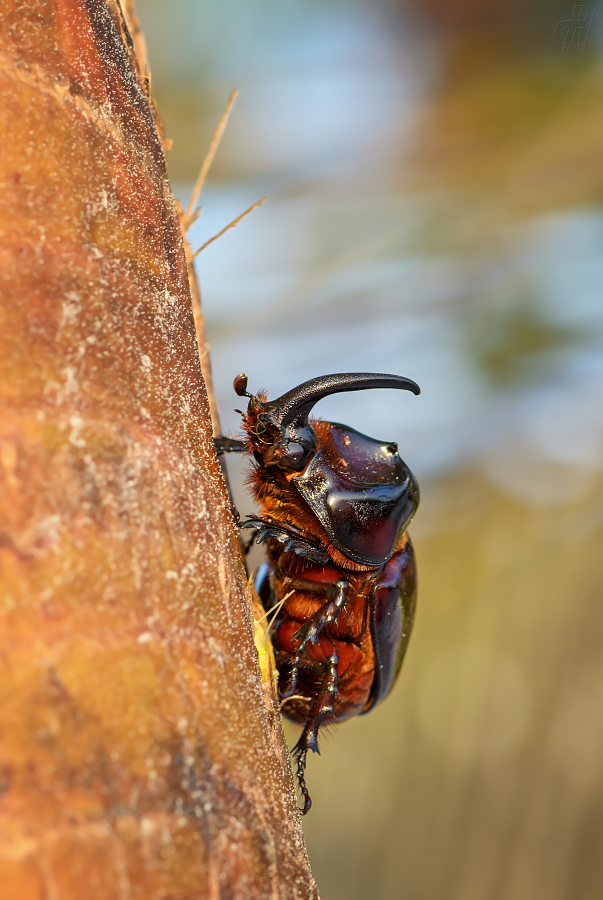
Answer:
239, 515, 330, 564
282, 580, 348, 698
291, 652, 339, 815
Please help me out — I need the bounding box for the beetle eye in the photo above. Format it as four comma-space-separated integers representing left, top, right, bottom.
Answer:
286, 442, 305, 464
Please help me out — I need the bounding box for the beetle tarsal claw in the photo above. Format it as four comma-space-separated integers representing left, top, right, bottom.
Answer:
238, 516, 329, 564
292, 747, 313, 816
213, 435, 247, 455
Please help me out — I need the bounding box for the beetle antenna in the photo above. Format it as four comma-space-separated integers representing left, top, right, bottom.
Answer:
233, 373, 253, 399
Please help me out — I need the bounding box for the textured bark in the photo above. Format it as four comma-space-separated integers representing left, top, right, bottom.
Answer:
0, 1, 318, 897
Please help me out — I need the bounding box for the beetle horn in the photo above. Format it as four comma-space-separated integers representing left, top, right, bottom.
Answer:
262, 372, 420, 430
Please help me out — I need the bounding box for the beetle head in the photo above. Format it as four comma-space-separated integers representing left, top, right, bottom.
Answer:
235, 372, 421, 566
234, 372, 318, 471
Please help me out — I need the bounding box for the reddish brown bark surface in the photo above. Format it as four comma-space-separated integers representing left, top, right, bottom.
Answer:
0, 1, 319, 896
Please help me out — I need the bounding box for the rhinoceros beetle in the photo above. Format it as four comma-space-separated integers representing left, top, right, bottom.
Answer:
215, 372, 420, 814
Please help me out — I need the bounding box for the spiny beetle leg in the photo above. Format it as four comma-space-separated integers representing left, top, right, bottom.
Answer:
239, 515, 330, 564
213, 436, 248, 455
280, 661, 301, 699
292, 580, 348, 650
291, 653, 339, 815
281, 581, 347, 698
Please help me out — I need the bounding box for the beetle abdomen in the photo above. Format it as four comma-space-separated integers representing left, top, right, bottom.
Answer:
268, 549, 376, 723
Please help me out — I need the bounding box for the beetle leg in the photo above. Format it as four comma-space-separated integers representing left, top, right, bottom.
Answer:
213, 436, 248, 455
292, 652, 339, 815
292, 579, 348, 648
239, 515, 330, 564
281, 580, 348, 698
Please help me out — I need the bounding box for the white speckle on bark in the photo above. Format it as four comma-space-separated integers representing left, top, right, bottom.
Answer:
69, 415, 86, 448
57, 365, 78, 401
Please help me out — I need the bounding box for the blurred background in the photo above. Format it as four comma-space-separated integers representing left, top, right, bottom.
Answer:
136, 1, 603, 897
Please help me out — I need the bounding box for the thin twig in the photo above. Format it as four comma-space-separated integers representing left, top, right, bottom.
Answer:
184, 88, 238, 226
256, 593, 291, 625
262, 591, 294, 646
186, 206, 201, 229
192, 198, 266, 259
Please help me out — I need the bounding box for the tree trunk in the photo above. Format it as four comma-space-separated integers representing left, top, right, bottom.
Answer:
0, 1, 319, 896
